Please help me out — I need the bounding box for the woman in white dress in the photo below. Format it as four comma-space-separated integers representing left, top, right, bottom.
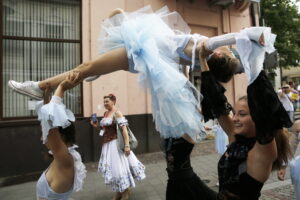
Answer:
90, 94, 145, 200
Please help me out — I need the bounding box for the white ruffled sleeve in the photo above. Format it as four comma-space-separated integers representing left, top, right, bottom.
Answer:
206, 27, 276, 84
68, 145, 87, 192
116, 117, 129, 127
36, 95, 75, 144
235, 27, 276, 84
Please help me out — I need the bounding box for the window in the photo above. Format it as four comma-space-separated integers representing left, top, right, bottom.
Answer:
1, 0, 82, 119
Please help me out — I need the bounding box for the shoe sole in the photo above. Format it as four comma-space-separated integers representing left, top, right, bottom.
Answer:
84, 75, 100, 82
8, 81, 43, 100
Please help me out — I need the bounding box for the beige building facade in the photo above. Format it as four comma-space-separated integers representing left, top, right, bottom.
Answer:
0, 0, 260, 178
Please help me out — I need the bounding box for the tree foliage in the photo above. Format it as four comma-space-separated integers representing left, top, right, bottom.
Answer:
261, 0, 300, 68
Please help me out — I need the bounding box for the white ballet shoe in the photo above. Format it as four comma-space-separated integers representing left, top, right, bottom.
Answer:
8, 80, 43, 100
84, 75, 100, 82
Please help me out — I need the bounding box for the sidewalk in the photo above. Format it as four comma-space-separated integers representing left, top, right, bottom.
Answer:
0, 140, 298, 200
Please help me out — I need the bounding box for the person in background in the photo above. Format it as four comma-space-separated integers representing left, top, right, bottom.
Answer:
277, 120, 300, 199
90, 94, 145, 200
278, 84, 294, 123
288, 81, 299, 112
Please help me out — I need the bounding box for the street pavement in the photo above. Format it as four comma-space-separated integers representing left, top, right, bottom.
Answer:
0, 140, 298, 200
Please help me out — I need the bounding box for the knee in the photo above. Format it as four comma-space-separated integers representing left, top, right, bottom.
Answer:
109, 8, 125, 18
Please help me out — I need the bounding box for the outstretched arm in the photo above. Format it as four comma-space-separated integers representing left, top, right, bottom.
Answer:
46, 72, 81, 166
54, 71, 81, 98
203, 27, 266, 51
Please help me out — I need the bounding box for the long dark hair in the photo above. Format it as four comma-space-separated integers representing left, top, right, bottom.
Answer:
208, 54, 240, 83
58, 122, 76, 145
272, 128, 293, 170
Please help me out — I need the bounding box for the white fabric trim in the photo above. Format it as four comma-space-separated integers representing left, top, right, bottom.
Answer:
47, 145, 87, 192
35, 95, 75, 144
116, 117, 129, 127
100, 117, 113, 127
235, 27, 276, 84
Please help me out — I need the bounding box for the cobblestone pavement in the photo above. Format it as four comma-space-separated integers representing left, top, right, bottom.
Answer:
0, 140, 298, 200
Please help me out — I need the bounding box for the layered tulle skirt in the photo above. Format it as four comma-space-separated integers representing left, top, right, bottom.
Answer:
98, 5, 206, 142
212, 125, 229, 155
98, 139, 146, 192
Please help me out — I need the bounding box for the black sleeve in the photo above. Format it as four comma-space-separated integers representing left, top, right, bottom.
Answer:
247, 71, 293, 144
201, 71, 233, 122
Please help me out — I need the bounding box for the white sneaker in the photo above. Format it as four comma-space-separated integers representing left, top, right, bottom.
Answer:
8, 80, 43, 100
84, 75, 100, 82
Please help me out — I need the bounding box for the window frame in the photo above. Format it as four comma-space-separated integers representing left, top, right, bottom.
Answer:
0, 0, 83, 121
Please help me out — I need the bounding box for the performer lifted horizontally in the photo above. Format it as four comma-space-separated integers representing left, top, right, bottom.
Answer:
9, 6, 272, 144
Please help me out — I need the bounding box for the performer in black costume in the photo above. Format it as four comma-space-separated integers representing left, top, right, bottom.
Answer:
199, 40, 293, 199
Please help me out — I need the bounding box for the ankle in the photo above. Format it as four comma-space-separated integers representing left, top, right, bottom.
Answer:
36, 82, 43, 90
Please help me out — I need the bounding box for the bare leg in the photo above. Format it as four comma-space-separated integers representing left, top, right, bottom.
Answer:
112, 192, 122, 200
38, 48, 129, 90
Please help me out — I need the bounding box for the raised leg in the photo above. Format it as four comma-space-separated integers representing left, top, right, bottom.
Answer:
38, 48, 129, 90
8, 48, 129, 99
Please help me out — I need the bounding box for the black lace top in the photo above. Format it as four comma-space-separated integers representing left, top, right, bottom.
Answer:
218, 135, 263, 200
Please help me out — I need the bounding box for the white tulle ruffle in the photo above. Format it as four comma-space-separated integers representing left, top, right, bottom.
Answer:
100, 117, 113, 127
235, 27, 276, 85
98, 5, 206, 143
68, 145, 87, 192
48, 145, 87, 192
212, 125, 229, 155
35, 95, 75, 144
116, 117, 128, 127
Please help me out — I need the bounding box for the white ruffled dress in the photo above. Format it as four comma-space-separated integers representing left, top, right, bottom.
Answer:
98, 117, 146, 192
35, 96, 86, 200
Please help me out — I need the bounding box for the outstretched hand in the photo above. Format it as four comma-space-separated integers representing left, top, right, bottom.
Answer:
198, 41, 210, 71
54, 71, 82, 98
59, 71, 82, 91
199, 39, 212, 59
277, 168, 286, 181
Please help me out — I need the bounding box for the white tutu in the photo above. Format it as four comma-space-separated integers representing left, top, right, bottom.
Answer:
212, 125, 229, 155
98, 5, 206, 142
98, 139, 146, 192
